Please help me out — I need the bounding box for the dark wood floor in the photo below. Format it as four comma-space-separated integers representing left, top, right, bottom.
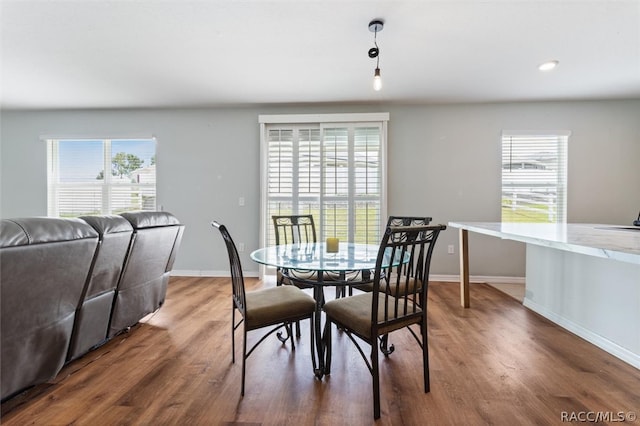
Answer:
2, 276, 639, 425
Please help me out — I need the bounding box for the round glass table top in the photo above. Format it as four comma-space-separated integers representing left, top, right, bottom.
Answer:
250, 242, 408, 272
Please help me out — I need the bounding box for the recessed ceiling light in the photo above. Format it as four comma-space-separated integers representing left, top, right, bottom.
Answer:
538, 60, 559, 71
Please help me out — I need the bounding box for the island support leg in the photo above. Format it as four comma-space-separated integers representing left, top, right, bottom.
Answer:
459, 228, 470, 308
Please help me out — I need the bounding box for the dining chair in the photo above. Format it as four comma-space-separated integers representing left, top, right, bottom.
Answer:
322, 223, 446, 419
352, 215, 433, 293
377, 217, 434, 356
272, 214, 319, 338
212, 221, 317, 396
272, 215, 318, 289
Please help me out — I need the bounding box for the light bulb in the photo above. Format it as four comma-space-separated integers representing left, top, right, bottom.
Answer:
373, 67, 382, 91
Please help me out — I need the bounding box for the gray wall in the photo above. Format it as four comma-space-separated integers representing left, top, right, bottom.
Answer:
2, 100, 639, 278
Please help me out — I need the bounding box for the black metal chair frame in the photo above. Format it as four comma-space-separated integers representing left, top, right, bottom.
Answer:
212, 221, 317, 396
272, 214, 317, 246
386, 215, 432, 228
272, 214, 320, 338
377, 216, 432, 355
272, 214, 320, 289
322, 224, 446, 419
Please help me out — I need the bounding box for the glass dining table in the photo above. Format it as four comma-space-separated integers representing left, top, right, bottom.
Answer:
250, 241, 408, 378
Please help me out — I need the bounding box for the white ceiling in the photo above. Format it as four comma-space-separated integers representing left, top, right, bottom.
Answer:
2, 0, 639, 110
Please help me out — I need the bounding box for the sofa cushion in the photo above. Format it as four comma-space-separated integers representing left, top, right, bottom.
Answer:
1, 217, 97, 247
80, 214, 133, 235
120, 211, 181, 229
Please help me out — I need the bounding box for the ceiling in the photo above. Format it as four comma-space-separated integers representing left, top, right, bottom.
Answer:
2, 1, 639, 110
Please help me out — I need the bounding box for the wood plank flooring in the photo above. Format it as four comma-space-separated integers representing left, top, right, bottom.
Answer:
2, 276, 639, 425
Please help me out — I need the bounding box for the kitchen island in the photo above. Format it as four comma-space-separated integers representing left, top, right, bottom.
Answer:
448, 221, 640, 369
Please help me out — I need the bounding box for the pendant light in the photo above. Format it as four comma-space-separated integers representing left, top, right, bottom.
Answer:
368, 20, 384, 91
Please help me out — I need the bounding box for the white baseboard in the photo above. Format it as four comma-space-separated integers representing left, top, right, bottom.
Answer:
524, 298, 640, 370
171, 269, 260, 278
172, 271, 523, 283
429, 274, 525, 285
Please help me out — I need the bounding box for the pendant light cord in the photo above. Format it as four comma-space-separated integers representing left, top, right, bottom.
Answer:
374, 29, 380, 68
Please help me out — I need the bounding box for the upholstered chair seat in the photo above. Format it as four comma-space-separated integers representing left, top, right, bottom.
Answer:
324, 293, 421, 340
245, 286, 316, 329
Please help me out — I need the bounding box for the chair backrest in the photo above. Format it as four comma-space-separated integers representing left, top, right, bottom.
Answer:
212, 221, 246, 317
384, 216, 433, 272
386, 216, 432, 227
371, 224, 446, 329
272, 215, 317, 245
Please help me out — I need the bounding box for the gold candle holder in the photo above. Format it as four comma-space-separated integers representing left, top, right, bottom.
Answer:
326, 237, 339, 253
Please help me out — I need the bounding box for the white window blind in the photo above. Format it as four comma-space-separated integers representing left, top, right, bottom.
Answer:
501, 132, 569, 223
260, 113, 388, 248
47, 138, 156, 217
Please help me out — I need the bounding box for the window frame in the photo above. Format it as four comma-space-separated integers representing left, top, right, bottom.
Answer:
259, 113, 389, 273
45, 136, 157, 217
500, 130, 570, 224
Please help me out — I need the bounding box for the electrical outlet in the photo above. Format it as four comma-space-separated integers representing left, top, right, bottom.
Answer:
238, 243, 245, 252
239, 197, 245, 207
447, 244, 455, 254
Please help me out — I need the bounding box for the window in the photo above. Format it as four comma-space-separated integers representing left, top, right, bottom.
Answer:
259, 113, 388, 248
47, 138, 156, 217
501, 131, 569, 223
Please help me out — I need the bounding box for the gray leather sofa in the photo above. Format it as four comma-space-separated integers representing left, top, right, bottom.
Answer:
0, 211, 184, 401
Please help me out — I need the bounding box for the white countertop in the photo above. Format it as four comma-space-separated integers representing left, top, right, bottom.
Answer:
448, 222, 640, 265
